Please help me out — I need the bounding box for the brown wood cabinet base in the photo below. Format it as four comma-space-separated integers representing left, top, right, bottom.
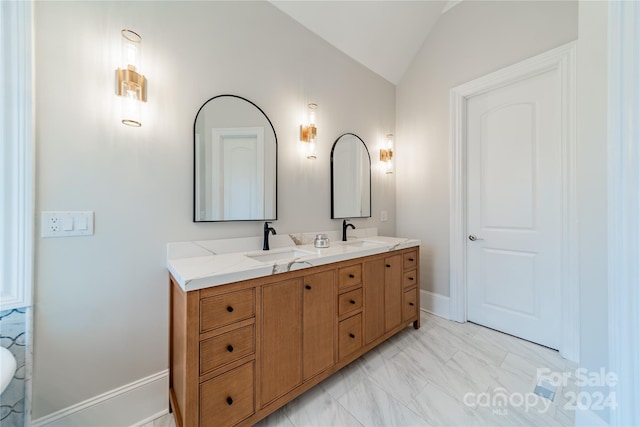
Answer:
169, 247, 420, 427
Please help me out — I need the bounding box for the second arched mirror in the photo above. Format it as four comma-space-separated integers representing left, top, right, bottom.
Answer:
331, 133, 371, 219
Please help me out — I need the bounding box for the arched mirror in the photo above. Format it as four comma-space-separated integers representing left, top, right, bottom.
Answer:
194, 95, 277, 222
331, 133, 371, 219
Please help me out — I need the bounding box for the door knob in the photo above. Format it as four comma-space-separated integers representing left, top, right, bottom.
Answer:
468, 234, 484, 241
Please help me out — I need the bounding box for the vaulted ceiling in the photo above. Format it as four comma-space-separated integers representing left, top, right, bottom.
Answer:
269, 1, 461, 84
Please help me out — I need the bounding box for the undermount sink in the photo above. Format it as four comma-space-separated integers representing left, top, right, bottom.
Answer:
245, 248, 314, 263
342, 239, 386, 248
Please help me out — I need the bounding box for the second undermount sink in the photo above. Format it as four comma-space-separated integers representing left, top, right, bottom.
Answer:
245, 248, 315, 263
342, 239, 386, 248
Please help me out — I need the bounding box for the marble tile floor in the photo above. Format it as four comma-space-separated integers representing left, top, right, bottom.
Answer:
147, 311, 576, 427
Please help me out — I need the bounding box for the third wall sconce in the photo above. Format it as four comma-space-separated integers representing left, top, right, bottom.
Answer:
380, 133, 394, 174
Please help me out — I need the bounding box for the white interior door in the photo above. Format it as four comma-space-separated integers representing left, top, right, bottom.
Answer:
466, 68, 562, 349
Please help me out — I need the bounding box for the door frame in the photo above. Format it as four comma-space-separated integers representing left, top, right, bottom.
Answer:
448, 42, 579, 361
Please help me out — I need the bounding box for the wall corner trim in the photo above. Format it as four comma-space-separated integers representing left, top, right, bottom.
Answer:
32, 370, 168, 427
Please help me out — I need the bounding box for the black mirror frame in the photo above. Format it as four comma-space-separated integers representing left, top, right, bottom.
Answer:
193, 94, 278, 222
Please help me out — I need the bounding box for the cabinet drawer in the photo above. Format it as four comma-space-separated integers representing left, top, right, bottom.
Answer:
403, 288, 418, 322
338, 288, 362, 317
338, 313, 362, 360
200, 325, 255, 375
403, 270, 418, 289
200, 361, 254, 427
200, 289, 255, 333
403, 251, 418, 270
338, 265, 362, 289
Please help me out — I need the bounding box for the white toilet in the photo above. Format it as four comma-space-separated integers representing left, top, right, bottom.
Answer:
0, 346, 17, 394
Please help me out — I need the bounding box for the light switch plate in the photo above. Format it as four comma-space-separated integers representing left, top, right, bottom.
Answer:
41, 211, 94, 238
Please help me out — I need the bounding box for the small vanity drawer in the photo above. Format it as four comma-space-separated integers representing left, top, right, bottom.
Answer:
200, 325, 255, 375
200, 289, 255, 333
338, 288, 363, 317
200, 361, 254, 427
403, 251, 418, 270
403, 270, 418, 289
403, 288, 418, 322
338, 313, 362, 360
338, 264, 362, 289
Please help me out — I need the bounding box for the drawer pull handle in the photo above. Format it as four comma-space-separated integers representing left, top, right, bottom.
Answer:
227, 345, 234, 352
409, 277, 414, 281
350, 299, 356, 304
409, 258, 414, 262
227, 306, 234, 313
349, 274, 355, 278
226, 397, 233, 405
386, 264, 391, 268
409, 302, 415, 306
305, 285, 312, 290
349, 333, 355, 339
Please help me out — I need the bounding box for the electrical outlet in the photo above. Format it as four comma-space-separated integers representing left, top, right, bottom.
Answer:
381, 210, 388, 222
49, 216, 60, 232
41, 211, 94, 238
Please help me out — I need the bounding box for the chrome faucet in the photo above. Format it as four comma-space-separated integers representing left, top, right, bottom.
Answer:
263, 222, 277, 250
342, 219, 355, 242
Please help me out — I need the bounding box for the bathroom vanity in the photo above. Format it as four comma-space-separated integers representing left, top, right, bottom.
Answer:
167, 235, 420, 427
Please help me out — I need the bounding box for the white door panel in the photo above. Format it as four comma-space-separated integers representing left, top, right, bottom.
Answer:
467, 69, 561, 349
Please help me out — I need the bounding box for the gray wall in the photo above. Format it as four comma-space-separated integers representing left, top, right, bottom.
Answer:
395, 1, 578, 296
576, 1, 609, 424
33, 1, 395, 419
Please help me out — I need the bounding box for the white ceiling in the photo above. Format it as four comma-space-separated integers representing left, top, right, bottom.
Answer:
269, 0, 458, 84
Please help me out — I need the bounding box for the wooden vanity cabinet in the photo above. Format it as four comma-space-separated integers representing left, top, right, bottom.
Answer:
170, 247, 419, 427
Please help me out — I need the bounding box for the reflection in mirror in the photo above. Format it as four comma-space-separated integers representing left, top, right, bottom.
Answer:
194, 95, 277, 222
331, 133, 371, 219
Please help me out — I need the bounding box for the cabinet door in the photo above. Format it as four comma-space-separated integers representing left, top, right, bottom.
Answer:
302, 271, 335, 380
261, 278, 302, 406
384, 255, 403, 331
364, 258, 385, 344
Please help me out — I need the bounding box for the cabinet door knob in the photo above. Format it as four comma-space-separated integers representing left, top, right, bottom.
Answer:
227, 345, 234, 352
386, 264, 391, 268
227, 306, 234, 313
349, 333, 355, 339
305, 285, 312, 290
349, 274, 355, 278
409, 258, 414, 262
409, 302, 415, 306
226, 396, 233, 405
350, 299, 356, 304
409, 277, 414, 281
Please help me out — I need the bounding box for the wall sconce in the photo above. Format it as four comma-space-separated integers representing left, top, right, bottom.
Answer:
300, 103, 318, 159
380, 133, 394, 174
116, 29, 146, 127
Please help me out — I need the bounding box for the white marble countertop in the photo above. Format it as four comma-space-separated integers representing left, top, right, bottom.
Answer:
167, 231, 420, 292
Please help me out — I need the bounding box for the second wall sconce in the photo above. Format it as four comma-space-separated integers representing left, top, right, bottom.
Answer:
300, 103, 318, 159
116, 29, 146, 127
380, 133, 394, 174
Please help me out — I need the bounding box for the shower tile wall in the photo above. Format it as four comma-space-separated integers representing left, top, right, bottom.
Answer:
0, 308, 27, 427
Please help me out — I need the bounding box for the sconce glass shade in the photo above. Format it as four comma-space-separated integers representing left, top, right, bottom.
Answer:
116, 29, 146, 127
300, 103, 318, 159
380, 133, 394, 174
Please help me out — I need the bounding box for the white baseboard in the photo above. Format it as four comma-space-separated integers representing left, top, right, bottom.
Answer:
32, 370, 169, 427
574, 407, 609, 427
420, 289, 450, 320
